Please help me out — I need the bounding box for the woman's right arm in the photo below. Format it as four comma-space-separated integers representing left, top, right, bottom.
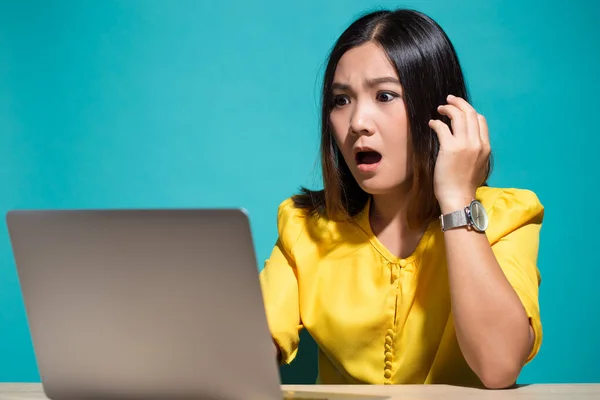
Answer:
259, 199, 304, 365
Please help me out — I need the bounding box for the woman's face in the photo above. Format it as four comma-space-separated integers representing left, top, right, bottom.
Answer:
330, 41, 413, 196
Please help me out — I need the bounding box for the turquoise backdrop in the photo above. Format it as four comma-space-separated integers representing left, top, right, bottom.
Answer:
1, 0, 598, 384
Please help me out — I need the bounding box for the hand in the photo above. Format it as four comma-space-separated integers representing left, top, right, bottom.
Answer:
429, 95, 491, 214
274, 341, 281, 363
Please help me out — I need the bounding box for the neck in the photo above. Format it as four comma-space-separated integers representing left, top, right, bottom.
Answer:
369, 183, 422, 234
370, 191, 410, 230
368, 184, 429, 260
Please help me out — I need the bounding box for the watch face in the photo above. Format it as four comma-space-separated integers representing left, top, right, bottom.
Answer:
469, 200, 489, 232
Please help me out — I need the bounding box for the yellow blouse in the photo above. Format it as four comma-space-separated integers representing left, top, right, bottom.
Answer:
259, 186, 543, 386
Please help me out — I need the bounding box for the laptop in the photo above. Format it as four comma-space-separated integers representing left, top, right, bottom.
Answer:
6, 208, 315, 400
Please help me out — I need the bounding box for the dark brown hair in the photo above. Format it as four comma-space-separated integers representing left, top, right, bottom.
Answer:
293, 9, 492, 228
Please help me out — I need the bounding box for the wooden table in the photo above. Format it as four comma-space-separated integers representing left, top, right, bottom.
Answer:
1, 383, 599, 399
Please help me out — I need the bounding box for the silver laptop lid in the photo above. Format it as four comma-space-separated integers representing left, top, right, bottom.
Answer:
6, 208, 282, 400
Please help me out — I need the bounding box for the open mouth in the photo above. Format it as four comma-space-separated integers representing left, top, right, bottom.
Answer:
355, 150, 382, 165
355, 150, 382, 172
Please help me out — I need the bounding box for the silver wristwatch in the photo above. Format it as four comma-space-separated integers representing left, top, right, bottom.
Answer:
440, 200, 489, 232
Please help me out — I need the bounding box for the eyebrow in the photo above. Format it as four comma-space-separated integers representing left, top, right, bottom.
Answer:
331, 76, 401, 91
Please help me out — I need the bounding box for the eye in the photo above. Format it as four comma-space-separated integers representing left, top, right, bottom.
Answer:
376, 92, 398, 102
333, 95, 350, 107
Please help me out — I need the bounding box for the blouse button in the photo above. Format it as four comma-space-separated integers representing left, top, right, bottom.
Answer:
384, 370, 392, 379
399, 259, 407, 267
385, 352, 393, 360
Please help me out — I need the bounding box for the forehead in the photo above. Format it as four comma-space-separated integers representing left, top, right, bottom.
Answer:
333, 41, 397, 82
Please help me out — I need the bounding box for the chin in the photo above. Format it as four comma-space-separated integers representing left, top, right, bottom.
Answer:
353, 173, 412, 197
356, 178, 401, 196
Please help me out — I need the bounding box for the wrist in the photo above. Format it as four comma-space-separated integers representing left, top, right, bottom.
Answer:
439, 195, 476, 215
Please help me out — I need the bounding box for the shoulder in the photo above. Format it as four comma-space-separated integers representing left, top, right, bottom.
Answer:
274, 196, 360, 258
476, 186, 544, 243
274, 197, 308, 252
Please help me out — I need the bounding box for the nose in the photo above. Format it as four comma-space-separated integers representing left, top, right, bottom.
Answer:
349, 100, 376, 137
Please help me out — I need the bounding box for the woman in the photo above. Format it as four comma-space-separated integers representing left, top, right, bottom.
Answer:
259, 9, 543, 389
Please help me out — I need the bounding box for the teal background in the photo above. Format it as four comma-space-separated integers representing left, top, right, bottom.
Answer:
1, 0, 598, 384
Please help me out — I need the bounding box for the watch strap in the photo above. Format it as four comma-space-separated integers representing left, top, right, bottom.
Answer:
440, 208, 469, 232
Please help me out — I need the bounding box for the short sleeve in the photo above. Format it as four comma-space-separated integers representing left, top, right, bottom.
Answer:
259, 198, 305, 364
486, 188, 544, 363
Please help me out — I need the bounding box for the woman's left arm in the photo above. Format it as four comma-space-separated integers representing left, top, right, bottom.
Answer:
439, 202, 537, 389
429, 96, 541, 389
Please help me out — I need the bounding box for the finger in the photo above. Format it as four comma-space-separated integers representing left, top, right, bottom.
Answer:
446, 94, 475, 113
437, 104, 467, 139
428, 119, 453, 148
446, 95, 480, 143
